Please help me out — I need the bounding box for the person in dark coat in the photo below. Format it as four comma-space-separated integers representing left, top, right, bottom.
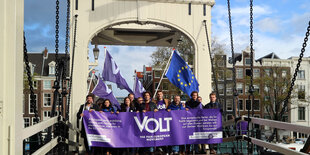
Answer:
76, 94, 100, 155
203, 92, 222, 154
139, 91, 158, 112
135, 97, 144, 112
204, 92, 222, 111
120, 97, 136, 112
138, 92, 158, 154
167, 95, 186, 111
185, 91, 203, 110
168, 95, 186, 154
119, 97, 136, 154
99, 99, 117, 113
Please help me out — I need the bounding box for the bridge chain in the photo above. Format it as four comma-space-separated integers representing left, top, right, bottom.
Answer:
268, 20, 310, 143
247, 0, 255, 153
203, 20, 220, 102
226, 0, 240, 153
23, 32, 44, 148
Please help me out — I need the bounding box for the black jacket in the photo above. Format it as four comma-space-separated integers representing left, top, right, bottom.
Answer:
204, 102, 223, 113
138, 101, 157, 112
120, 104, 136, 112
76, 103, 100, 131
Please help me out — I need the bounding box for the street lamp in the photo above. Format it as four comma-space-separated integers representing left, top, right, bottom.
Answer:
93, 45, 100, 61
88, 44, 100, 73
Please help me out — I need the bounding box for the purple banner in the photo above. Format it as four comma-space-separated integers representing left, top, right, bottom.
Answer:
83, 109, 222, 148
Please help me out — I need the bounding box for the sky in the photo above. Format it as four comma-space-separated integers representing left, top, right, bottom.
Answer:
24, 0, 310, 97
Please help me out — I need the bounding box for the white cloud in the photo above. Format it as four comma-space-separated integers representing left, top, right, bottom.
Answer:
211, 2, 310, 61
256, 17, 280, 33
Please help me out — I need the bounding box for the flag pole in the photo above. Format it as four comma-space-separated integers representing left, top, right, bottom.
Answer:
133, 70, 137, 95
153, 50, 174, 99
102, 46, 107, 79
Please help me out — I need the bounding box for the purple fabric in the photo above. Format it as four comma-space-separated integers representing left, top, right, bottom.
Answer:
237, 121, 248, 135
92, 78, 120, 109
102, 51, 133, 94
134, 75, 145, 98
156, 100, 166, 110
83, 109, 222, 148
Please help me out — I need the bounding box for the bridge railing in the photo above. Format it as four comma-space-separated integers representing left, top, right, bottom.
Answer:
222, 116, 310, 155
22, 116, 80, 154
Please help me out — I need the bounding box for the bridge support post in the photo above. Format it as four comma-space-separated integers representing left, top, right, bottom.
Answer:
0, 0, 24, 154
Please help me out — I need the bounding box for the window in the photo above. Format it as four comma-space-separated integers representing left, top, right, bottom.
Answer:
24, 118, 30, 128
43, 93, 51, 107
217, 60, 224, 67
253, 69, 260, 78
246, 100, 251, 110
227, 115, 233, 120
218, 84, 224, 95
154, 70, 161, 78
162, 82, 168, 91
43, 80, 52, 90
298, 107, 305, 120
236, 69, 243, 79
254, 85, 260, 93
253, 100, 260, 111
154, 82, 159, 90
226, 99, 233, 111
32, 117, 40, 125
226, 70, 233, 80
298, 85, 305, 100
43, 111, 51, 120
265, 69, 271, 76
238, 100, 244, 110
218, 70, 224, 81
48, 61, 56, 75
29, 94, 37, 114
237, 83, 243, 94
297, 70, 305, 79
226, 83, 233, 95
33, 80, 38, 89
245, 69, 252, 77
245, 85, 249, 94
245, 58, 251, 65
282, 70, 287, 77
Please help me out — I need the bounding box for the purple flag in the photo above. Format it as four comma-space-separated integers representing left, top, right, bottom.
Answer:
102, 50, 133, 94
134, 74, 145, 98
83, 109, 222, 148
92, 78, 120, 108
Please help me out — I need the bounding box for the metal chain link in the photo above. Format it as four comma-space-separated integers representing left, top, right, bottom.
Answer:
248, 0, 254, 153
280, 21, 310, 119
227, 0, 238, 116
227, 0, 240, 153
203, 20, 220, 101
62, 0, 70, 121
54, 0, 60, 89
24, 32, 43, 145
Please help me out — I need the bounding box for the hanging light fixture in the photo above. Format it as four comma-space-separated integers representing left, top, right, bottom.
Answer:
93, 44, 100, 61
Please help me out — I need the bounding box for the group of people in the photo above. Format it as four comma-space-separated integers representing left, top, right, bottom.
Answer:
77, 91, 221, 155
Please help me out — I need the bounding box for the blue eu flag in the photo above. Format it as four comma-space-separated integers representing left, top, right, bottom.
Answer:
165, 51, 199, 96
